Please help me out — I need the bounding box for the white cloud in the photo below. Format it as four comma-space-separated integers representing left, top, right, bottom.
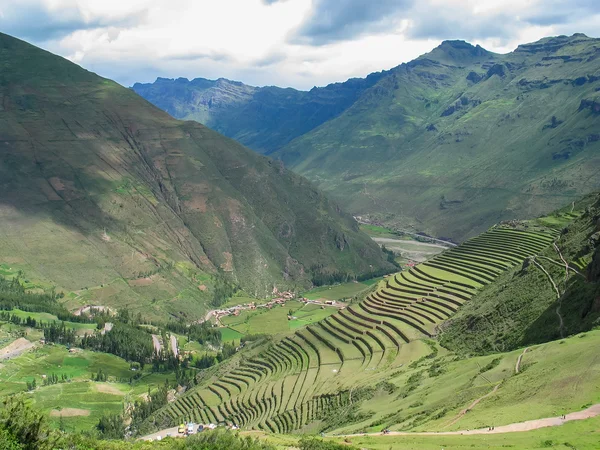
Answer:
1, 0, 599, 89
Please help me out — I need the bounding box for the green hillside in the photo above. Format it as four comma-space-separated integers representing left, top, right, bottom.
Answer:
0, 33, 394, 319
136, 34, 600, 242
275, 35, 600, 241
142, 204, 600, 438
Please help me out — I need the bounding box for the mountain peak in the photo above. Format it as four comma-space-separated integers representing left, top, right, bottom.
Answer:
419, 39, 492, 64
515, 33, 596, 54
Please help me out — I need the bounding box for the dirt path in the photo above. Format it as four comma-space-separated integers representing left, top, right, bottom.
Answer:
152, 335, 161, 354
515, 347, 529, 374
445, 384, 501, 427
339, 403, 600, 437
530, 257, 560, 298
170, 334, 178, 357
0, 338, 35, 360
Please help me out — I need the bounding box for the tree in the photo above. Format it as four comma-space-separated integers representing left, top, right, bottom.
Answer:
0, 396, 61, 450
96, 414, 125, 440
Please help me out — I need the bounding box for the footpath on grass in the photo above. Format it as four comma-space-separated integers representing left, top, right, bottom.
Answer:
141, 403, 600, 442
336, 403, 600, 438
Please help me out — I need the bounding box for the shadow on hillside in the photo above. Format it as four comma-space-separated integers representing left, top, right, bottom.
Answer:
522, 277, 600, 345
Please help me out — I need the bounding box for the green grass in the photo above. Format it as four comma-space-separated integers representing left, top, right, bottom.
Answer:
4, 309, 97, 332
219, 327, 244, 342
218, 300, 339, 337
302, 281, 378, 301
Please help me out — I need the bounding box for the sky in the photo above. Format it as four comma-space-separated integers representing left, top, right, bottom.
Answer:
1, 0, 599, 89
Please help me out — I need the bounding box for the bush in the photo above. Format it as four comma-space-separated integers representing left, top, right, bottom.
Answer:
298, 438, 359, 450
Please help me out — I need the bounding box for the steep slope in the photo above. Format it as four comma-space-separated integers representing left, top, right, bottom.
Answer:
131, 72, 387, 154
136, 35, 600, 242
440, 193, 600, 354
148, 201, 597, 435
0, 33, 394, 319
274, 35, 600, 241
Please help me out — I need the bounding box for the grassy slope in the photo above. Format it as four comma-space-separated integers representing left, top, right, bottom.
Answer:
273, 35, 600, 241
146, 199, 600, 441
440, 193, 600, 354
0, 327, 173, 432
0, 32, 393, 319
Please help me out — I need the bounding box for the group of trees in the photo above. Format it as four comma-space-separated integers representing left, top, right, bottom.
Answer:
210, 269, 238, 307
80, 322, 154, 366
164, 320, 221, 348
193, 343, 237, 371
43, 322, 76, 346
0, 395, 348, 449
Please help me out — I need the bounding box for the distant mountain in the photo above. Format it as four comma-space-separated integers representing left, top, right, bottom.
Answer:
131, 72, 387, 154
136, 34, 600, 242
0, 33, 394, 319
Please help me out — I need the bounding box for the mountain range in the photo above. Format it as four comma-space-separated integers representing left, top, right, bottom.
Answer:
133, 34, 600, 242
0, 32, 393, 319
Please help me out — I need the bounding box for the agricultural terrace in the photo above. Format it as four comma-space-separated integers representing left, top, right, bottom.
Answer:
151, 226, 557, 433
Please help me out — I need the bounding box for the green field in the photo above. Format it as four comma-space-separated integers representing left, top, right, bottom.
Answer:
302, 281, 379, 301
0, 334, 175, 431
219, 301, 339, 337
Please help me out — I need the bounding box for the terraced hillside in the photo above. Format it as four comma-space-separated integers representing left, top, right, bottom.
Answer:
151, 225, 556, 432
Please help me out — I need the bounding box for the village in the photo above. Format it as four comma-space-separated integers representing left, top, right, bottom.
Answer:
204, 287, 346, 326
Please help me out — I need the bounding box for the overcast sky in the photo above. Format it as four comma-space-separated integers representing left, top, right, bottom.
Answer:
1, 0, 599, 89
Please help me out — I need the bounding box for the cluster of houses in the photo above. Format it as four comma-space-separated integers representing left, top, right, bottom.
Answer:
208, 288, 345, 324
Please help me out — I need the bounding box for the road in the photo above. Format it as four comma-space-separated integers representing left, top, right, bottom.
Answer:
170, 334, 178, 357
141, 424, 207, 441
152, 334, 161, 354
140, 403, 600, 442
336, 403, 600, 437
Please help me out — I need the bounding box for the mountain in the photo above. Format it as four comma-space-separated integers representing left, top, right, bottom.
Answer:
136, 34, 600, 242
131, 72, 387, 154
0, 33, 394, 320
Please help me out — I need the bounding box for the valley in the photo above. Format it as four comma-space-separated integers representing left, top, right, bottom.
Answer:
136, 34, 600, 243
0, 24, 600, 450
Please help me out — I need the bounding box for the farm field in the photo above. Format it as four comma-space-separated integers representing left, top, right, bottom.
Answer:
219, 301, 339, 337
0, 339, 175, 431
152, 223, 584, 436
301, 280, 380, 301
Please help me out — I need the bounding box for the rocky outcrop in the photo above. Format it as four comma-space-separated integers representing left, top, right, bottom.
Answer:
486, 64, 506, 78
466, 71, 482, 83
579, 98, 600, 114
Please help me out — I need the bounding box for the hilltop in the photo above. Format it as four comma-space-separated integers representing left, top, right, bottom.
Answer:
136, 34, 600, 242
0, 32, 394, 319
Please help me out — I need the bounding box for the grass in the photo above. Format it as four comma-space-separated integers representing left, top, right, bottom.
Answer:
302, 281, 377, 301
219, 301, 338, 337
251, 414, 600, 449
0, 329, 178, 431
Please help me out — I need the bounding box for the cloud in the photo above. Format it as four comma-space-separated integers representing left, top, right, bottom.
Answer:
0, 0, 148, 42
0, 0, 599, 91
292, 0, 413, 45
521, 0, 600, 26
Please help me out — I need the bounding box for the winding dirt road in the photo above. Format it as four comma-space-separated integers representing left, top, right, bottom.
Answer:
339, 403, 600, 437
